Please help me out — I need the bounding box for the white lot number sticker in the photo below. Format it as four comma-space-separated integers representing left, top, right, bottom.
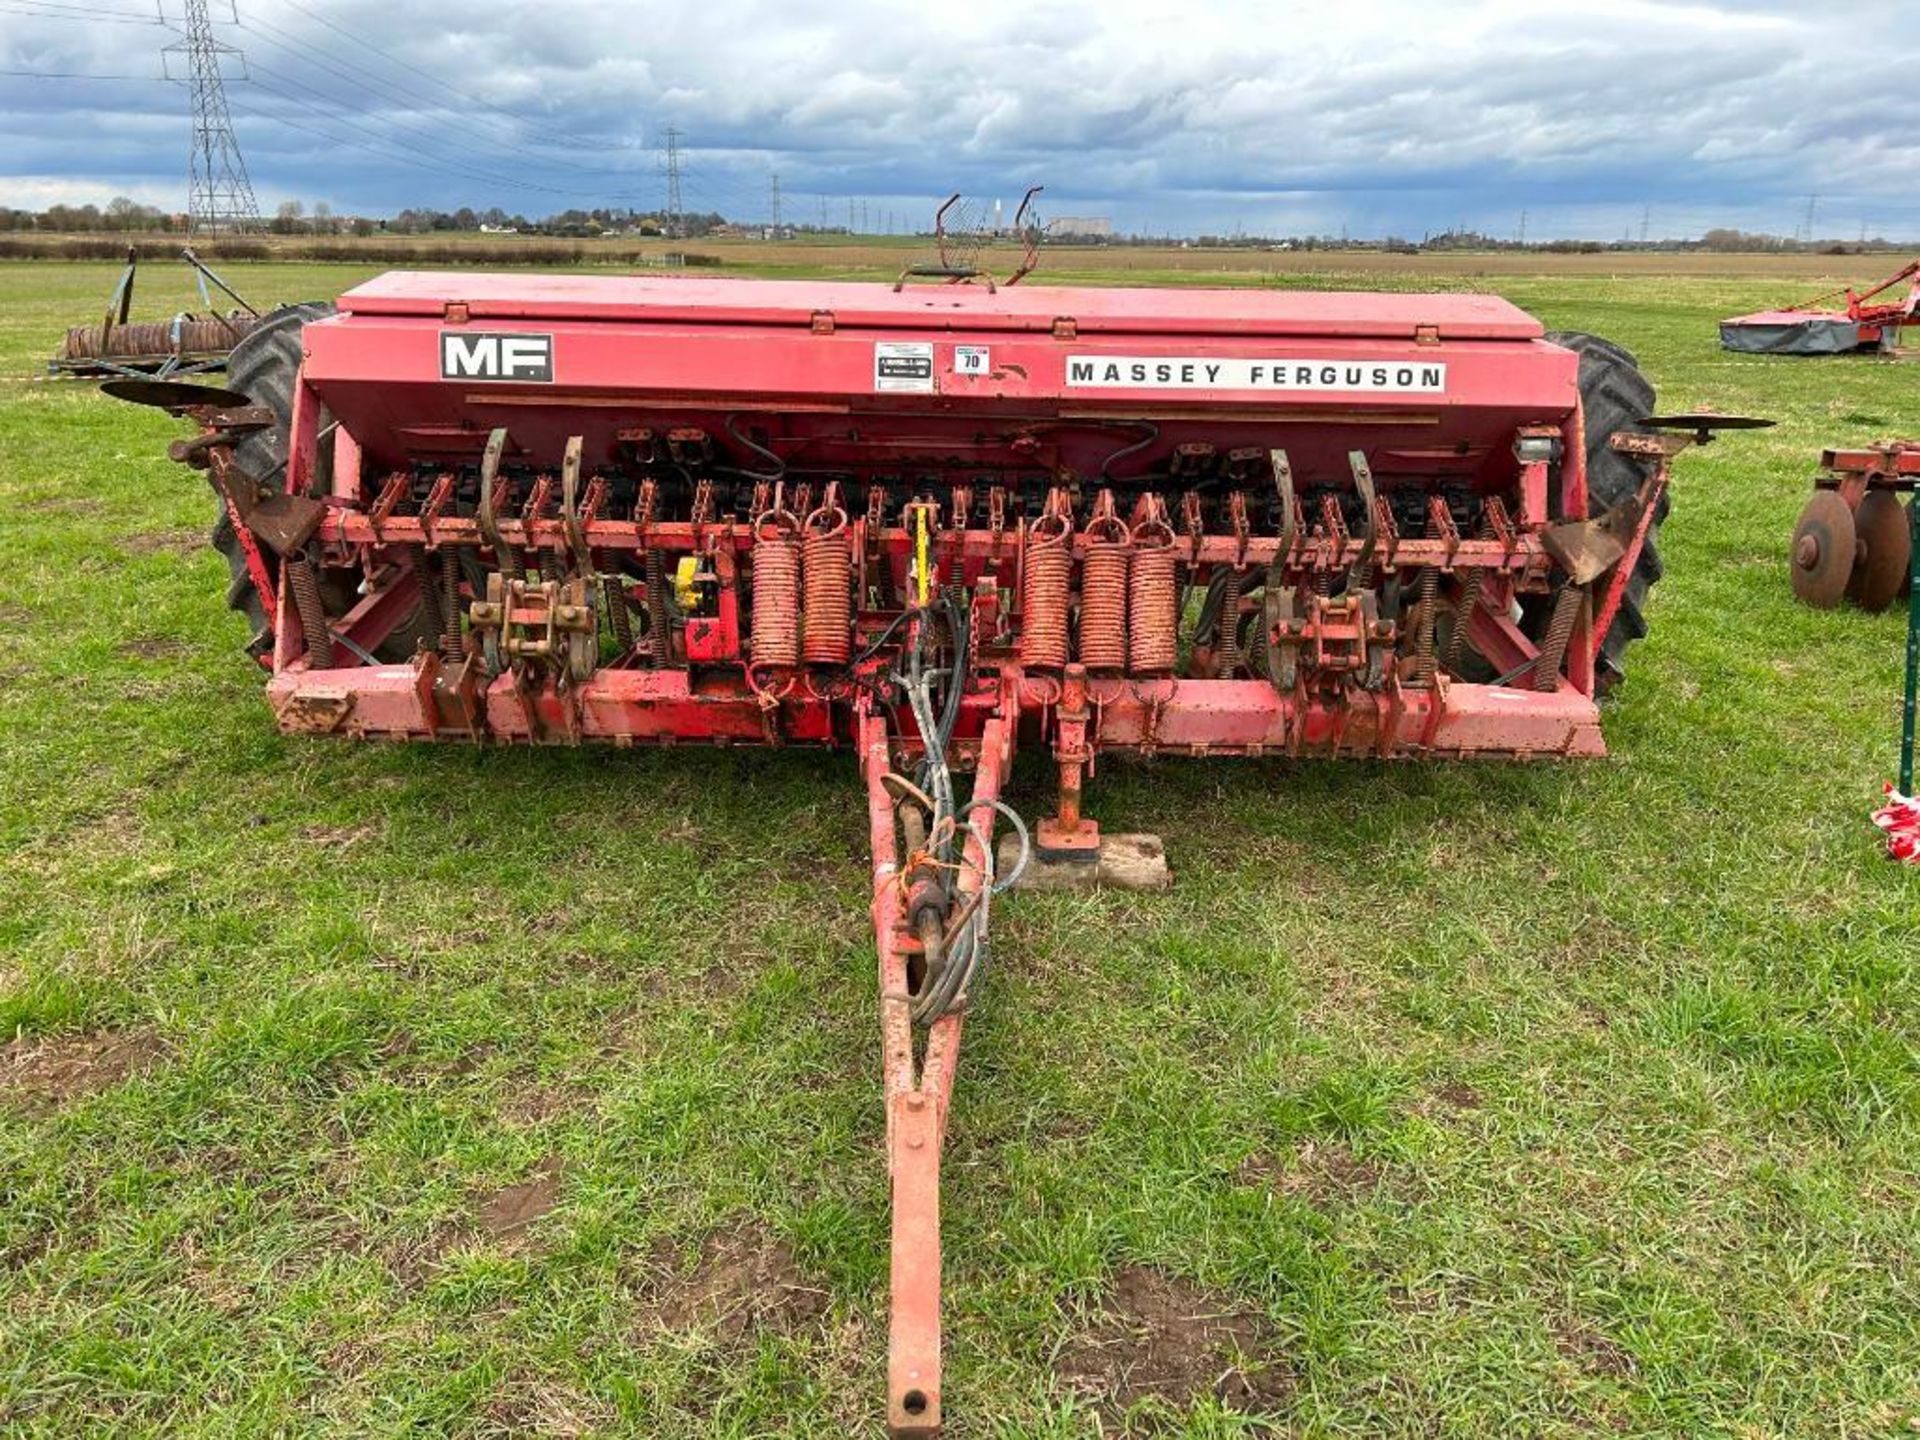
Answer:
875, 341, 936, 393
954, 345, 991, 376
1066, 355, 1447, 393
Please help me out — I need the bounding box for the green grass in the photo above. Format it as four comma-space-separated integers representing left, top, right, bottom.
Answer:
2, 259, 1918, 1437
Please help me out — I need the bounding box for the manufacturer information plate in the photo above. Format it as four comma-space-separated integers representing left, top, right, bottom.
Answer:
875, 341, 936, 393
1065, 355, 1446, 393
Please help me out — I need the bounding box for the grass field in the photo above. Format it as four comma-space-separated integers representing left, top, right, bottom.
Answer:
1, 254, 1917, 1438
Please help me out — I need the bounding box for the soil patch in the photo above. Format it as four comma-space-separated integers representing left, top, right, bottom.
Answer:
1058, 1265, 1293, 1423
118, 635, 188, 661
1238, 1138, 1382, 1202
124, 528, 202, 557
384, 1220, 463, 1286
481, 1378, 613, 1438
1554, 1317, 1635, 1378
475, 1156, 564, 1240
0, 1029, 162, 1114
501, 1083, 581, 1125
639, 1221, 828, 1342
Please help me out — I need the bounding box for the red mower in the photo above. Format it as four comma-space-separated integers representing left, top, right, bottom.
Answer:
1721, 258, 1920, 356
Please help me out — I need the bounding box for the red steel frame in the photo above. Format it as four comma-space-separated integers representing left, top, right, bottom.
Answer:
864, 701, 1012, 1431
167, 272, 1688, 1432
1817, 440, 1920, 506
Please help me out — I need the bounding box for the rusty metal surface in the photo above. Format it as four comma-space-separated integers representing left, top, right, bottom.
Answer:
1541, 501, 1637, 585
1818, 441, 1920, 487
100, 378, 253, 411
1791, 490, 1857, 609
59, 315, 260, 366
1848, 490, 1910, 613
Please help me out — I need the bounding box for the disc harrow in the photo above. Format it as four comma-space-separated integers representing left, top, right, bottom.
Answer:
1789, 442, 1919, 612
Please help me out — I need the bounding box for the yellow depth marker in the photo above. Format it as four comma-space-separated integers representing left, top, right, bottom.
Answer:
914, 506, 932, 606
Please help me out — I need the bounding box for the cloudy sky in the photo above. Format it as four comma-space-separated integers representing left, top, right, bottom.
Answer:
2, 0, 1916, 240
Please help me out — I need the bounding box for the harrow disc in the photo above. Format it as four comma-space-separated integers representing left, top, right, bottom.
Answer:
1847, 491, 1911, 612
1789, 491, 1857, 609
100, 378, 251, 411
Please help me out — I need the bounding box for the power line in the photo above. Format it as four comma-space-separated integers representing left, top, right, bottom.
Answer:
235, 80, 582, 198
0, 66, 168, 78
269, 0, 603, 156
225, 93, 620, 206
4, 43, 667, 209
0, 0, 163, 17
232, 6, 644, 177
240, 58, 596, 198
231, 9, 645, 186
0, 1, 164, 21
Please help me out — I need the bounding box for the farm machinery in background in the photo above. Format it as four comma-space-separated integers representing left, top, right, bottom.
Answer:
115, 270, 1757, 1433
50, 246, 262, 380
1721, 258, 1919, 355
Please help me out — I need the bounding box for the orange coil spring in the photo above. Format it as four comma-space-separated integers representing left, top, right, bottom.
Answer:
751, 518, 802, 668
1128, 541, 1179, 676
1214, 567, 1245, 677
440, 551, 465, 664
802, 509, 853, 666
1079, 535, 1130, 673
1533, 583, 1582, 692
1020, 523, 1072, 670
287, 554, 335, 669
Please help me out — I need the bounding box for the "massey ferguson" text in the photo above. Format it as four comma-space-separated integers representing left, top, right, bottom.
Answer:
1065, 356, 1445, 393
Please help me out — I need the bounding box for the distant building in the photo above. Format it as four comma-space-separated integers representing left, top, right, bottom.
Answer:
1045, 216, 1113, 239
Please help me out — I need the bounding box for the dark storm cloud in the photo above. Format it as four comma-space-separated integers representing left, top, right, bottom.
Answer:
1, 0, 1915, 238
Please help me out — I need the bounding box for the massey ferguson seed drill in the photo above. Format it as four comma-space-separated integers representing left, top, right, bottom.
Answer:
118, 271, 1743, 1433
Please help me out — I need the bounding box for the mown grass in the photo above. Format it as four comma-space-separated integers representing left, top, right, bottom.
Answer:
1, 257, 1917, 1438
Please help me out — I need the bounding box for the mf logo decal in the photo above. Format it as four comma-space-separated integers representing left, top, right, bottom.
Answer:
440, 331, 554, 382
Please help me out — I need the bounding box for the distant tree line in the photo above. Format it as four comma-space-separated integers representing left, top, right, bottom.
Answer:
0, 198, 1909, 253
0, 197, 758, 240
0, 198, 181, 232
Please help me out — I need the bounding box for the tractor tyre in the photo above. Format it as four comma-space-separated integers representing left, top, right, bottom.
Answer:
1545, 330, 1663, 692
211, 302, 427, 661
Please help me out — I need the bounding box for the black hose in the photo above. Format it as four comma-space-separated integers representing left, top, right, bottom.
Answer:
722, 414, 786, 481
1193, 569, 1232, 647
1098, 421, 1160, 482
